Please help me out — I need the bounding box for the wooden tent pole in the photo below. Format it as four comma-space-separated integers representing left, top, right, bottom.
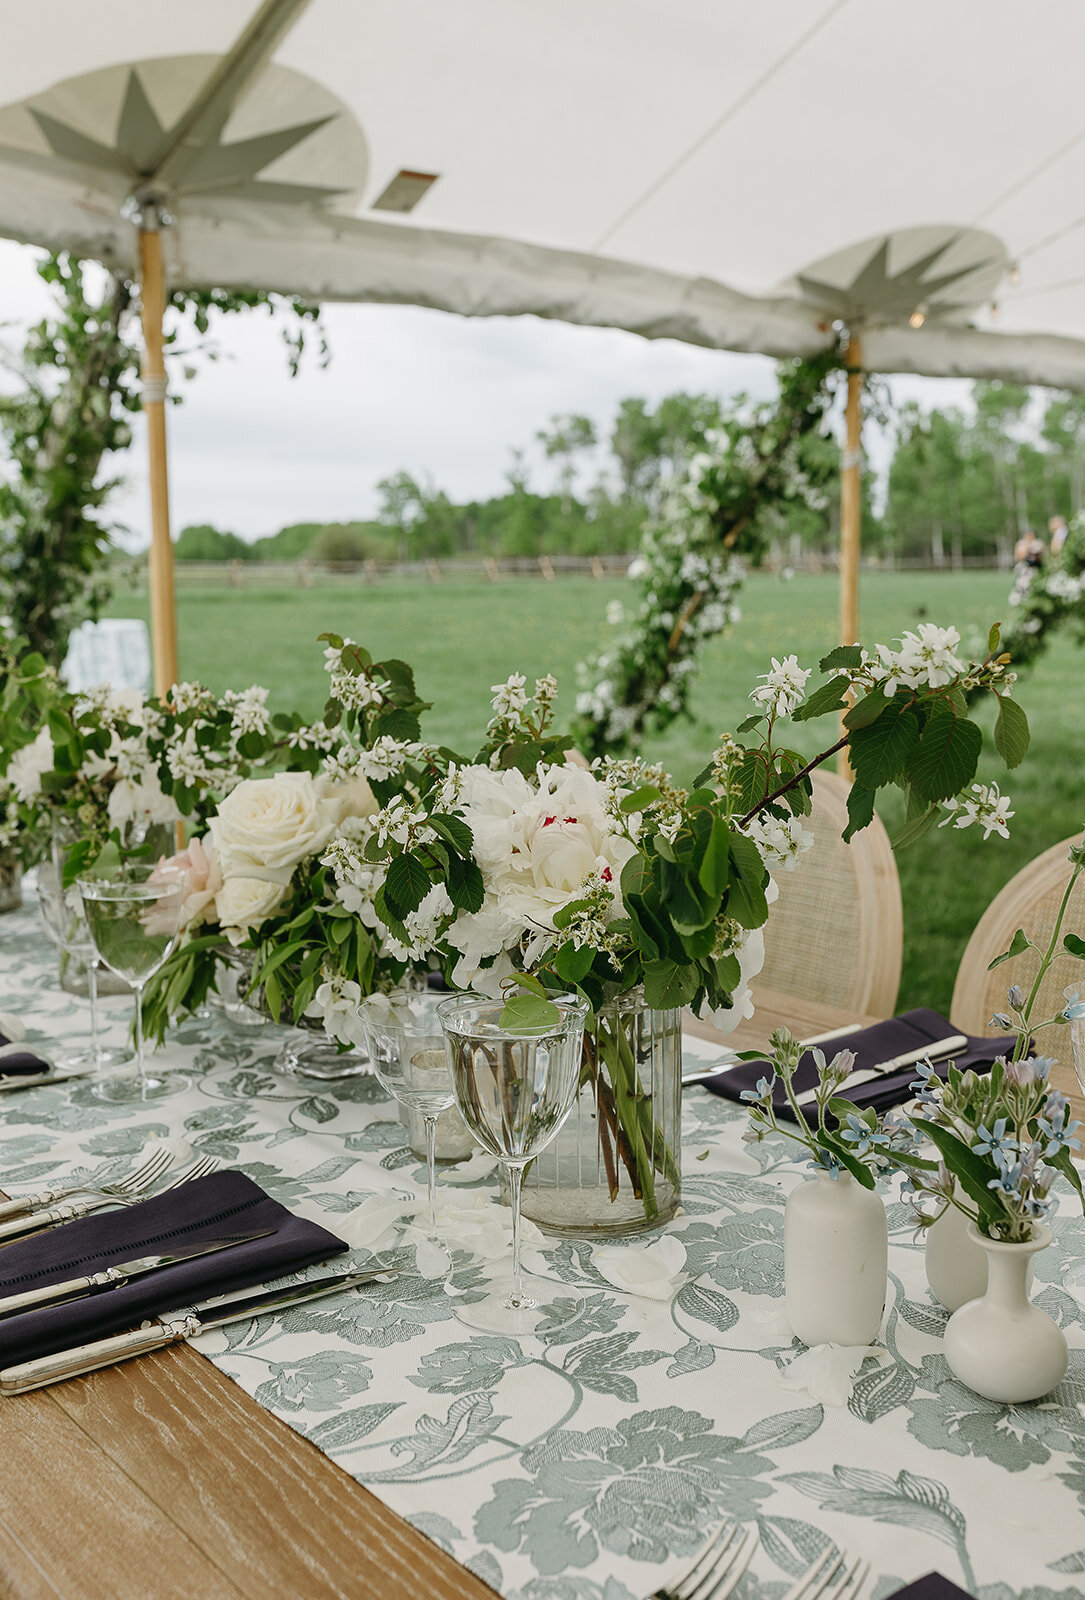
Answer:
138, 217, 178, 697
838, 333, 863, 777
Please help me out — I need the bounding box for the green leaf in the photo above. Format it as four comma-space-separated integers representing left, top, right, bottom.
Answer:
697, 816, 731, 900
445, 854, 485, 915
993, 694, 1030, 769
910, 1119, 999, 1221
988, 928, 1030, 970
428, 813, 474, 855
793, 676, 848, 722
317, 631, 344, 649
843, 689, 890, 731
848, 700, 920, 788
1064, 933, 1085, 959
904, 703, 983, 804
735, 714, 764, 734
1046, 1144, 1085, 1212
726, 832, 769, 928
384, 852, 430, 917
619, 784, 662, 813
818, 644, 863, 673
500, 993, 561, 1033
553, 942, 596, 983
987, 623, 1001, 655
642, 958, 699, 1009
842, 782, 876, 842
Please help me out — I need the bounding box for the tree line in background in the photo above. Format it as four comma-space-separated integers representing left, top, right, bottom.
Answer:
175, 381, 1085, 569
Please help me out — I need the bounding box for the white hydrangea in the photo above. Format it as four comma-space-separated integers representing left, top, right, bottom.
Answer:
354, 736, 414, 783
224, 685, 270, 738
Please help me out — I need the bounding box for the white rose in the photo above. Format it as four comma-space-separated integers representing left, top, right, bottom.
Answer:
210, 771, 339, 886
6, 727, 54, 802
317, 772, 379, 824
214, 876, 289, 945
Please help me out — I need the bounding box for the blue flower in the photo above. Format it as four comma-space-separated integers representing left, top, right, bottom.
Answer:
807, 1148, 842, 1179
987, 1161, 1023, 1196
972, 1118, 1019, 1161
739, 1074, 775, 1103
839, 1114, 890, 1157
1006, 984, 1026, 1011
1038, 1110, 1083, 1158
1062, 988, 1085, 1021
988, 1012, 1014, 1031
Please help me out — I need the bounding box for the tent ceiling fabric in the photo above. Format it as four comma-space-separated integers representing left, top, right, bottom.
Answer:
3, 0, 1085, 385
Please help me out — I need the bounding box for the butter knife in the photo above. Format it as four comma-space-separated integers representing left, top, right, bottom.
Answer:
681, 1022, 863, 1087
0, 1229, 275, 1319
0, 1266, 400, 1393
793, 1034, 967, 1108
0, 1067, 96, 1094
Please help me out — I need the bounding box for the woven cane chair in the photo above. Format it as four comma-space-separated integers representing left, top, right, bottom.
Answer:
951, 835, 1085, 1092
752, 769, 903, 1018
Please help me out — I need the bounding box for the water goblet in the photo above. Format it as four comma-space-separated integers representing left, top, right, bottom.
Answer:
361, 990, 458, 1273
438, 991, 589, 1334
76, 863, 188, 1102
1072, 1016, 1084, 1099
35, 861, 130, 1076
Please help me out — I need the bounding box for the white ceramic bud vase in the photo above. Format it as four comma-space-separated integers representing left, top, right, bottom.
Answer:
925, 1193, 988, 1312
785, 1171, 888, 1346
944, 1223, 1067, 1403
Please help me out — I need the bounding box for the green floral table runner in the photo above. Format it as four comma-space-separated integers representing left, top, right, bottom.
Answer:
2, 899, 1084, 1600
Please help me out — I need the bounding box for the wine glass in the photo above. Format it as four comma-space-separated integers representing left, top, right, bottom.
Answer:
361, 989, 459, 1273
76, 863, 188, 1102
438, 991, 589, 1334
36, 861, 131, 1076
1072, 1017, 1085, 1099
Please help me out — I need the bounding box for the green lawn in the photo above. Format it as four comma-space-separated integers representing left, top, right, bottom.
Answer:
106, 568, 1085, 1016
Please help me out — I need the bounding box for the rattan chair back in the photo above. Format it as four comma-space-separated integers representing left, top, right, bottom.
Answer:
951, 835, 1085, 1078
754, 769, 903, 1017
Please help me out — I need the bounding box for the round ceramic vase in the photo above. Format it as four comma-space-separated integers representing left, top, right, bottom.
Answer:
944, 1223, 1067, 1403
925, 1195, 989, 1312
785, 1170, 888, 1346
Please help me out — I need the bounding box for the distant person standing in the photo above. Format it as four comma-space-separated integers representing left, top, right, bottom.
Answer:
1049, 514, 1069, 559
1014, 529, 1046, 569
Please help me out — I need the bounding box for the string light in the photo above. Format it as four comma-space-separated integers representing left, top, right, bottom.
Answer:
1009, 264, 1021, 286
909, 309, 926, 328
989, 301, 1000, 320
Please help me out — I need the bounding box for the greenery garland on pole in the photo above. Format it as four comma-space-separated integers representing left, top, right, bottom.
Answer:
572, 349, 842, 759
996, 514, 1085, 675
0, 252, 326, 669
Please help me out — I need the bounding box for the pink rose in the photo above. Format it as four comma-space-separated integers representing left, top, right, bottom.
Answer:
145, 837, 221, 934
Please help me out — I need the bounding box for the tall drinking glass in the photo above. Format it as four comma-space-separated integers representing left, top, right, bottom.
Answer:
361, 989, 456, 1270
438, 991, 589, 1334
77, 864, 187, 1102
36, 861, 130, 1076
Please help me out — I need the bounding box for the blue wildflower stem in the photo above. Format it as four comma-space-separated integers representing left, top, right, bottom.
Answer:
1011, 854, 1084, 1063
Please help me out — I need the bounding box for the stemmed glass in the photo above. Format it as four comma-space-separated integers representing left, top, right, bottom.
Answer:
438, 991, 589, 1334
361, 989, 457, 1272
76, 863, 188, 1102
35, 861, 130, 1076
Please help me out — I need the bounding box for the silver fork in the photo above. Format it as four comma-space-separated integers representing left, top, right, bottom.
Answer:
0, 1156, 219, 1242
783, 1547, 870, 1600
0, 1146, 175, 1223
651, 1521, 758, 1600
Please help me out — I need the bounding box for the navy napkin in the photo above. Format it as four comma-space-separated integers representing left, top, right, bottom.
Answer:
0, 1023, 50, 1077
701, 1007, 1008, 1124
0, 1169, 347, 1365
886, 1575, 974, 1600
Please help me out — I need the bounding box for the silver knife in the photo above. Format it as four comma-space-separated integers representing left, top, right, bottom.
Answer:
681, 1022, 863, 1087
793, 1034, 967, 1108
0, 1230, 276, 1319
0, 1067, 96, 1094
0, 1266, 400, 1393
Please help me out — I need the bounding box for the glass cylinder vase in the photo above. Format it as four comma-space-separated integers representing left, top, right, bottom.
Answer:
517, 990, 682, 1237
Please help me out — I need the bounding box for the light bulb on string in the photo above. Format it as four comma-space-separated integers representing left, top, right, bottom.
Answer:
1009, 264, 1020, 287
909, 309, 926, 329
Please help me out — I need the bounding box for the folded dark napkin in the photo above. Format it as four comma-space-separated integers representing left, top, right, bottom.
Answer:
886, 1574, 974, 1600
0, 1169, 348, 1365
702, 1007, 1008, 1124
0, 1024, 50, 1076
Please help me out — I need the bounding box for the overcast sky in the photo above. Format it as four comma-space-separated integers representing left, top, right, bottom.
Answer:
0, 237, 974, 548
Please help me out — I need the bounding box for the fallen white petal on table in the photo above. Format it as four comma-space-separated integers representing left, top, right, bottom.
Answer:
593, 1235, 687, 1300
778, 1342, 886, 1407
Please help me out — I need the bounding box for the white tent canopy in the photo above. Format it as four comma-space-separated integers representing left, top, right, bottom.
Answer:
3, 0, 1085, 387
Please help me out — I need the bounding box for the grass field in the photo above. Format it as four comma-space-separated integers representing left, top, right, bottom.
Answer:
105, 568, 1085, 1016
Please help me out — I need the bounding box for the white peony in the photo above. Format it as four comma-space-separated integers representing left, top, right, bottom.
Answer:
697, 922, 767, 1036
6, 727, 54, 802
453, 762, 636, 964
209, 771, 339, 886
214, 876, 289, 945
317, 771, 379, 825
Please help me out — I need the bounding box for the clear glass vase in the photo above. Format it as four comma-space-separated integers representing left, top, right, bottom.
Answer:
517, 989, 682, 1237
